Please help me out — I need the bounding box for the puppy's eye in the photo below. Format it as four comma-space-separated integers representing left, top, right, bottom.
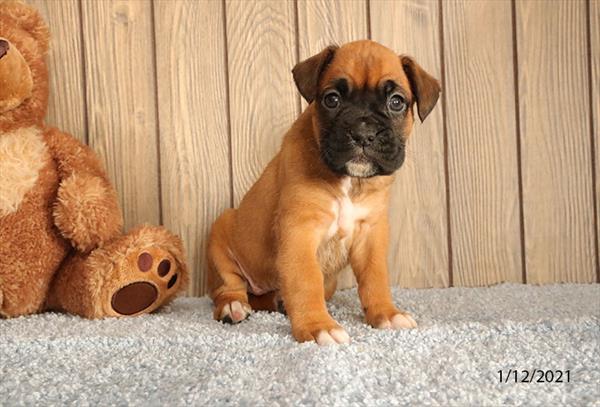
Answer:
322, 91, 340, 109
388, 94, 407, 112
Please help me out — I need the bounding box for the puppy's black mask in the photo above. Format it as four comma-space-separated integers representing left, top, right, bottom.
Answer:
316, 78, 409, 178
292, 44, 441, 179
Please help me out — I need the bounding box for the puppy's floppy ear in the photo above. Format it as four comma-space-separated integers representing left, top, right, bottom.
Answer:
400, 55, 441, 122
292, 45, 338, 103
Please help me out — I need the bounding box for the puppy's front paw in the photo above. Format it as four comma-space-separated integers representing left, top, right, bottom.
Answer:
292, 319, 350, 345
367, 306, 417, 330
217, 300, 252, 324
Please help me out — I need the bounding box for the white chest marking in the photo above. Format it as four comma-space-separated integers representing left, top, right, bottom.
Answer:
327, 178, 370, 240
319, 178, 371, 276
0, 127, 48, 217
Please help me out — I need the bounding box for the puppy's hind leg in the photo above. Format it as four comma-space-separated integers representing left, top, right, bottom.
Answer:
207, 209, 251, 324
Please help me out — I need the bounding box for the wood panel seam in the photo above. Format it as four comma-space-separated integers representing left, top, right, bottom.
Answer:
222, 0, 234, 209
511, 0, 527, 284
438, 0, 453, 287
76, 0, 89, 145
366, 0, 371, 40
150, 0, 164, 225
293, 0, 302, 115
585, 0, 600, 282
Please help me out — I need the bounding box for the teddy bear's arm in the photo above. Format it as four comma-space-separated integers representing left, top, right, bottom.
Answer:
44, 127, 123, 252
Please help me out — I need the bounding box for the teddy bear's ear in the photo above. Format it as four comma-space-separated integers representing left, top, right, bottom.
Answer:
0, 1, 50, 54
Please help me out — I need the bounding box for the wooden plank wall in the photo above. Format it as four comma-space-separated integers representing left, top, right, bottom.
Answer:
516, 0, 596, 283
154, 0, 231, 295
444, 0, 522, 286
26, 0, 598, 295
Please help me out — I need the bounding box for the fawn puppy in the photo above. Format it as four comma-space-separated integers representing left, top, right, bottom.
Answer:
207, 40, 440, 345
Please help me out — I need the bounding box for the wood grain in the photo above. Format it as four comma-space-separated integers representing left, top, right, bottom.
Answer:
591, 0, 600, 280
444, 0, 522, 285
28, 0, 86, 141
516, 0, 596, 283
154, 0, 231, 295
370, 0, 449, 288
226, 0, 298, 204
81, 0, 160, 229
297, 0, 367, 55
297, 0, 368, 289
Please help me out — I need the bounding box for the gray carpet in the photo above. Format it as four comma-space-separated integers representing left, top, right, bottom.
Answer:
1, 284, 599, 406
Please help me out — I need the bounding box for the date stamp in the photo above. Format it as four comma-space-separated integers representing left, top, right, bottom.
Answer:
498, 369, 571, 384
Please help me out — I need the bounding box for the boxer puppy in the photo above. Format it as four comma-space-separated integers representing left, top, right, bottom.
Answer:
207, 40, 440, 345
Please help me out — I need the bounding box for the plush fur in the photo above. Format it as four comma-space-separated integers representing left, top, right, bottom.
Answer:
0, 126, 47, 216
0, 1, 189, 318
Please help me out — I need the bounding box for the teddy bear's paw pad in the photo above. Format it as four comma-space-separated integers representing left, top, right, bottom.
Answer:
111, 282, 158, 315
136, 251, 178, 286
110, 248, 181, 316
133, 249, 180, 289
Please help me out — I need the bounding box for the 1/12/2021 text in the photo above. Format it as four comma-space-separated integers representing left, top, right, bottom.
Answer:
498, 369, 571, 383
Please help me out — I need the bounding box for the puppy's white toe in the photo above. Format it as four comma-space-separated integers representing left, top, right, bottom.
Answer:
391, 313, 417, 329
316, 328, 350, 346
329, 328, 350, 344
377, 319, 392, 329
405, 314, 417, 328
230, 301, 246, 321
316, 331, 337, 346
220, 301, 251, 323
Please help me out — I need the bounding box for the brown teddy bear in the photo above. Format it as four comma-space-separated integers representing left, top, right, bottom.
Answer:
0, 1, 189, 318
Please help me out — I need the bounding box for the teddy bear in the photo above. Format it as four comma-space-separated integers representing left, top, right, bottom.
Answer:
0, 0, 189, 318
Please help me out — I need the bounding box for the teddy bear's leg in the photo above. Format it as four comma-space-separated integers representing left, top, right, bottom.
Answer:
45, 225, 189, 318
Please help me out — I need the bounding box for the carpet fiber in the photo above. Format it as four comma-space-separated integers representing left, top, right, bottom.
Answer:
1, 284, 599, 406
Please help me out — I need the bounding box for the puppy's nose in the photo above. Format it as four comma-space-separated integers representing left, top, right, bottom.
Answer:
0, 40, 9, 60
350, 132, 375, 147
349, 121, 376, 147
